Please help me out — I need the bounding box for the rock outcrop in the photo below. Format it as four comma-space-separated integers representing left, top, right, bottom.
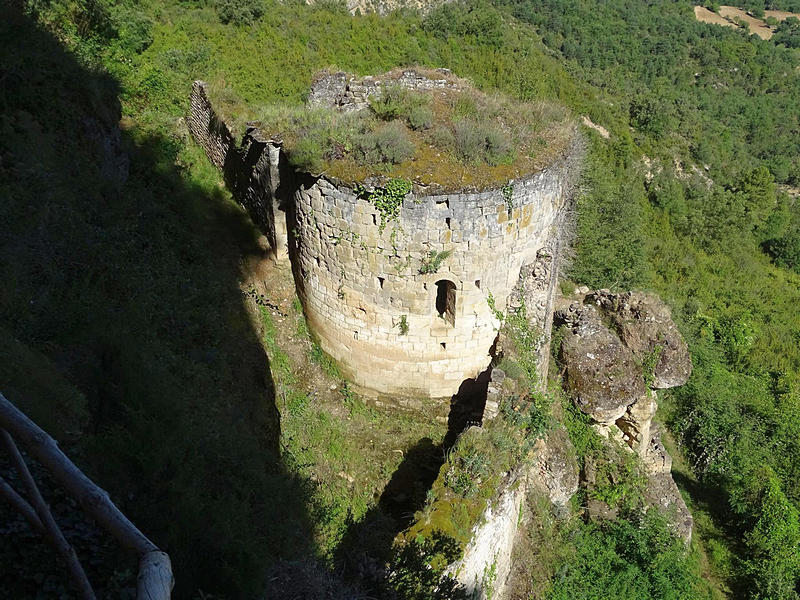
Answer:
445, 474, 527, 600
556, 289, 693, 542
528, 427, 580, 514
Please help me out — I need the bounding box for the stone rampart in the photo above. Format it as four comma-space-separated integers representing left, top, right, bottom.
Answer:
308, 68, 460, 112
188, 81, 289, 259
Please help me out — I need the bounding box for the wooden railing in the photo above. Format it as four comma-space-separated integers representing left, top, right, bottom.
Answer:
0, 392, 173, 599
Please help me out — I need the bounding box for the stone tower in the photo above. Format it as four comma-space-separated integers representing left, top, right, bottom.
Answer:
188, 70, 579, 401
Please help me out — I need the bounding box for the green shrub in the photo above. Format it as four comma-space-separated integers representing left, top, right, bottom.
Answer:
370, 86, 434, 131
547, 511, 706, 600
453, 119, 486, 162
407, 104, 434, 131
397, 314, 409, 335
444, 434, 493, 497
215, 0, 265, 25
355, 121, 414, 165
288, 136, 326, 173
452, 119, 513, 165
389, 533, 469, 600
484, 125, 513, 166
419, 249, 452, 274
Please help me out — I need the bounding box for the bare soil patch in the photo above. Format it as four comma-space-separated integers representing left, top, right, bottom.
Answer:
718, 6, 774, 39
694, 5, 800, 40
694, 6, 738, 29
765, 9, 800, 21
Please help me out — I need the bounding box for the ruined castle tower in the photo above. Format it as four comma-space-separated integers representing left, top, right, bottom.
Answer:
189, 71, 579, 401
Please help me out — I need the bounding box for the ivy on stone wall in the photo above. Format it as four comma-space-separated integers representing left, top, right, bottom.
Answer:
355, 178, 412, 233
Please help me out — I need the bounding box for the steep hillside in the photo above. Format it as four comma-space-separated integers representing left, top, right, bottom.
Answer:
3, 0, 800, 598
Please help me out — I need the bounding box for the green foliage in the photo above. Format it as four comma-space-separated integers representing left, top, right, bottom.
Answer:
587, 445, 647, 512
451, 119, 514, 166
215, 0, 265, 26
397, 314, 409, 335
444, 434, 493, 498
499, 393, 551, 449
356, 178, 412, 233
354, 121, 414, 165
419, 249, 453, 274
389, 533, 469, 600
547, 511, 708, 600
486, 291, 505, 321
641, 345, 664, 388
370, 86, 434, 130
310, 343, 342, 379
502, 183, 514, 215
423, 0, 506, 48
743, 468, 800, 598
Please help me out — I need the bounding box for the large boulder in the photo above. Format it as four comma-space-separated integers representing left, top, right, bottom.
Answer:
560, 305, 647, 425
589, 291, 692, 389
557, 289, 694, 544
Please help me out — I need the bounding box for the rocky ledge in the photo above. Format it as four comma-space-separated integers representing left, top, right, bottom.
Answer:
556, 289, 693, 543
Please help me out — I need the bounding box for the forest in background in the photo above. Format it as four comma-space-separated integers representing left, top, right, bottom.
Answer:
1, 0, 799, 597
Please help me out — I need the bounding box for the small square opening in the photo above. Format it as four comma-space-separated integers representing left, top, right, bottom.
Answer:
440, 342, 446, 350
475, 279, 481, 289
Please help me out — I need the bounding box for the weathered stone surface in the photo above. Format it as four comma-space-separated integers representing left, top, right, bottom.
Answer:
445, 474, 526, 600
308, 68, 461, 112
528, 427, 579, 512
560, 305, 647, 424
557, 290, 694, 543
590, 291, 692, 389
642, 427, 693, 544
616, 390, 657, 455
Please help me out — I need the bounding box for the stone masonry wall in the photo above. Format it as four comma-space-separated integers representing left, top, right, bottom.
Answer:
188, 81, 289, 258
290, 156, 573, 399
307, 68, 460, 112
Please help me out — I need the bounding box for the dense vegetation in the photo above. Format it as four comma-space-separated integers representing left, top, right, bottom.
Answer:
3, 0, 799, 597
500, 0, 800, 597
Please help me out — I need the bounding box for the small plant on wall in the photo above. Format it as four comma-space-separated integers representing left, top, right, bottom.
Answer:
397, 315, 409, 335
419, 249, 452, 274
502, 182, 514, 217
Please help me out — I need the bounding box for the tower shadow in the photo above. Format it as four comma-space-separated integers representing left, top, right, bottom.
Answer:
0, 8, 319, 599
334, 366, 492, 598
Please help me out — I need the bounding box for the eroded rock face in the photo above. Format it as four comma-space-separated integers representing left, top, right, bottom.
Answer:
589, 291, 692, 389
557, 290, 692, 453
560, 304, 647, 426
643, 426, 693, 544
557, 289, 694, 543
528, 427, 580, 514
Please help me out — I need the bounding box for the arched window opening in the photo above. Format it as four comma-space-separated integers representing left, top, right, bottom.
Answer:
435, 280, 456, 326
